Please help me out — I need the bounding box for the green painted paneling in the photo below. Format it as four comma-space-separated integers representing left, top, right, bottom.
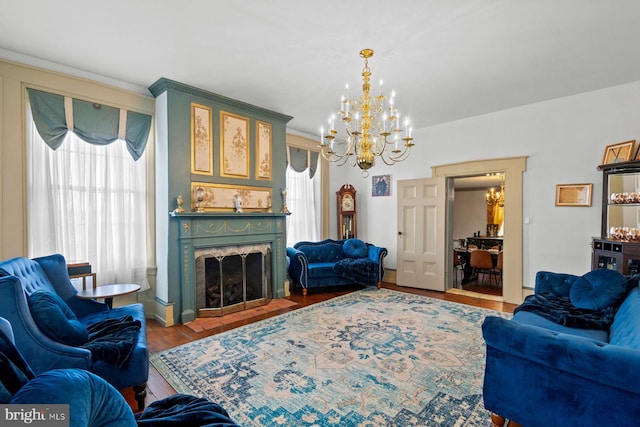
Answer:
150, 78, 293, 324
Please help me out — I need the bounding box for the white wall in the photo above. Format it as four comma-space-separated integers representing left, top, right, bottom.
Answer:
453, 189, 489, 241
332, 80, 640, 289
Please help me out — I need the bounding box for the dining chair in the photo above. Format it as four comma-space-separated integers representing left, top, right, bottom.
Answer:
470, 250, 495, 286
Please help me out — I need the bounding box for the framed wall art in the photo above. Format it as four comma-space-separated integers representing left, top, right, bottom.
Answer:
256, 120, 272, 180
372, 175, 390, 197
220, 111, 250, 178
191, 182, 272, 212
555, 183, 592, 207
190, 103, 213, 176
602, 140, 636, 165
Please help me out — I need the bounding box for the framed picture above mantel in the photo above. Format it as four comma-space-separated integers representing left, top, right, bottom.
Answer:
256, 120, 272, 180
220, 111, 250, 178
190, 103, 213, 176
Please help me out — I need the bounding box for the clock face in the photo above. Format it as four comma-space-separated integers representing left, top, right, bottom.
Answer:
342, 194, 354, 211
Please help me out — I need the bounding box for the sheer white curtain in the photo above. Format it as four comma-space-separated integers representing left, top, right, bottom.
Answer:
286, 166, 319, 246
27, 109, 148, 288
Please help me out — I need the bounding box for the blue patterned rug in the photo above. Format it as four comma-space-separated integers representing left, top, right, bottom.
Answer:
151, 288, 511, 426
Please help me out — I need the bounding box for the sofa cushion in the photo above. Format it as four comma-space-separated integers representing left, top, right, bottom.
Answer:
512, 310, 609, 342
343, 238, 368, 258
27, 290, 89, 346
569, 269, 628, 310
307, 263, 341, 279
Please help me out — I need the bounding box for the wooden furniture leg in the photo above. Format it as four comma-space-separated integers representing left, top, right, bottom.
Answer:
134, 383, 147, 411
490, 413, 506, 427
490, 413, 523, 427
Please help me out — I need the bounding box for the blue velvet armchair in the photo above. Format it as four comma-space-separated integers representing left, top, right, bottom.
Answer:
0, 254, 149, 410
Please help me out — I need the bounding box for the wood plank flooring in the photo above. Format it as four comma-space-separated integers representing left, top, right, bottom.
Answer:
122, 283, 517, 411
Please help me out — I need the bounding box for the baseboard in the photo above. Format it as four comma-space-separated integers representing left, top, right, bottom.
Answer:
384, 269, 397, 284
153, 297, 174, 327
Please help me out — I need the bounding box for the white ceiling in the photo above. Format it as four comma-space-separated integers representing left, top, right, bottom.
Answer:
1, 1, 640, 137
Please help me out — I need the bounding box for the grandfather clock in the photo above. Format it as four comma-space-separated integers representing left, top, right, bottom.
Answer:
337, 184, 357, 239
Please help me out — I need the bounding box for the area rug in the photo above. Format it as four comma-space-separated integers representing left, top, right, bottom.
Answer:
151, 288, 511, 427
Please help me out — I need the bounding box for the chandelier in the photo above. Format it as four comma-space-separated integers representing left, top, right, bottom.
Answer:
319, 49, 414, 176
486, 174, 505, 207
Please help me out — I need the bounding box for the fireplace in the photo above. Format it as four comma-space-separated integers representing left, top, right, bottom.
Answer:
195, 244, 272, 316
171, 212, 287, 324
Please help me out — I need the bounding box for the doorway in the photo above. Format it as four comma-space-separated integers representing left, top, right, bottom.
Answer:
433, 157, 527, 305
451, 174, 504, 298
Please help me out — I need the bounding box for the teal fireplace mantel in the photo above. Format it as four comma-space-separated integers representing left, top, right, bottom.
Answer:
172, 212, 288, 323
150, 78, 292, 325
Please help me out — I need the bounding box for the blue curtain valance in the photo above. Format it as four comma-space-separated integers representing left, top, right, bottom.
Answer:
27, 88, 151, 161
287, 147, 319, 178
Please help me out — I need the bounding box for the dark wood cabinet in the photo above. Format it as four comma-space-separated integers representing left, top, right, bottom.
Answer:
592, 160, 640, 275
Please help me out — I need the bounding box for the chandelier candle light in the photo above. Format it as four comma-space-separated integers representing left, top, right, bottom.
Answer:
320, 49, 414, 177
486, 174, 505, 207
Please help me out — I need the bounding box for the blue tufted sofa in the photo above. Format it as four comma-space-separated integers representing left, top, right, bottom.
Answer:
482, 269, 640, 427
287, 238, 387, 296
0, 254, 149, 410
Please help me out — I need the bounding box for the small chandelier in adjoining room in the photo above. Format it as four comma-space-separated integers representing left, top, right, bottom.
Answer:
486, 174, 505, 207
319, 49, 414, 177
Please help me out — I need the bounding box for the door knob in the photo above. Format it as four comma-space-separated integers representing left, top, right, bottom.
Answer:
398, 231, 403, 235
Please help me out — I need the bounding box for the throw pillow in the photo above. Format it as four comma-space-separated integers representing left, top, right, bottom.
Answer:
27, 290, 88, 346
569, 269, 628, 310
343, 238, 368, 258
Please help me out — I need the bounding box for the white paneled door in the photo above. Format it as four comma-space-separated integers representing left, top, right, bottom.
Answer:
396, 177, 446, 290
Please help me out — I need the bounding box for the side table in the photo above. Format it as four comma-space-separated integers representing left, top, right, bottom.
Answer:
75, 283, 141, 309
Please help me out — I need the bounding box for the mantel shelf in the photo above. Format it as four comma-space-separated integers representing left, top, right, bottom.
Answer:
170, 211, 288, 218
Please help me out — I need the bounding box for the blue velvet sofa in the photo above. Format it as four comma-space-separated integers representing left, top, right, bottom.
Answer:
482, 269, 640, 427
0, 254, 149, 410
287, 238, 387, 295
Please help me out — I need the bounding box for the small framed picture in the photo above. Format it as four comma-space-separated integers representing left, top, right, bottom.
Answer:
555, 183, 592, 207
256, 121, 272, 180
372, 175, 390, 197
191, 103, 213, 176
602, 140, 636, 165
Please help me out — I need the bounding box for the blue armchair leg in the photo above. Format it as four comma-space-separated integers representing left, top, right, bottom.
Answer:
134, 383, 147, 411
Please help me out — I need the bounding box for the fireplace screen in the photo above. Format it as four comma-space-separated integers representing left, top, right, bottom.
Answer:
195, 244, 272, 317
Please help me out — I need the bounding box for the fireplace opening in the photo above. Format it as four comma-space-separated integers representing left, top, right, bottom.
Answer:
195, 244, 272, 317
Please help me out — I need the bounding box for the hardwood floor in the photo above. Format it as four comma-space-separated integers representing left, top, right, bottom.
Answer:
122, 282, 517, 411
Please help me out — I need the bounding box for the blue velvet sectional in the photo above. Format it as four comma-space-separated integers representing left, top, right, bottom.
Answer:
287, 238, 387, 295
482, 269, 640, 427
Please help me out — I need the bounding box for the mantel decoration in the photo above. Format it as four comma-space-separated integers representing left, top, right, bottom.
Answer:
486, 174, 505, 207
319, 49, 414, 177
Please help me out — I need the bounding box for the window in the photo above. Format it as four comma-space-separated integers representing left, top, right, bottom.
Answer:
27, 108, 149, 287
285, 146, 321, 246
